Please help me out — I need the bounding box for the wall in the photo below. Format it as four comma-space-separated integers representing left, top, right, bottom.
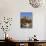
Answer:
0, 0, 46, 40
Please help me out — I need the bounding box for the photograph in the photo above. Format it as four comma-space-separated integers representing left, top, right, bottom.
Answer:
20, 12, 32, 28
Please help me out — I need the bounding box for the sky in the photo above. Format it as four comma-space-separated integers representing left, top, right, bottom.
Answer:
20, 12, 32, 20
21, 12, 32, 17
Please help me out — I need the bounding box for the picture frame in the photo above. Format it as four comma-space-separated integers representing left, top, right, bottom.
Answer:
20, 12, 32, 28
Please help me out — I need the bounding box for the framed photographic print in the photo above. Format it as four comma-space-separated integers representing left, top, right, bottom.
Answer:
20, 12, 32, 28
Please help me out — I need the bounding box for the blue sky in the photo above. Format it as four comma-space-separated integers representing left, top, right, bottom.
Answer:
20, 12, 32, 17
